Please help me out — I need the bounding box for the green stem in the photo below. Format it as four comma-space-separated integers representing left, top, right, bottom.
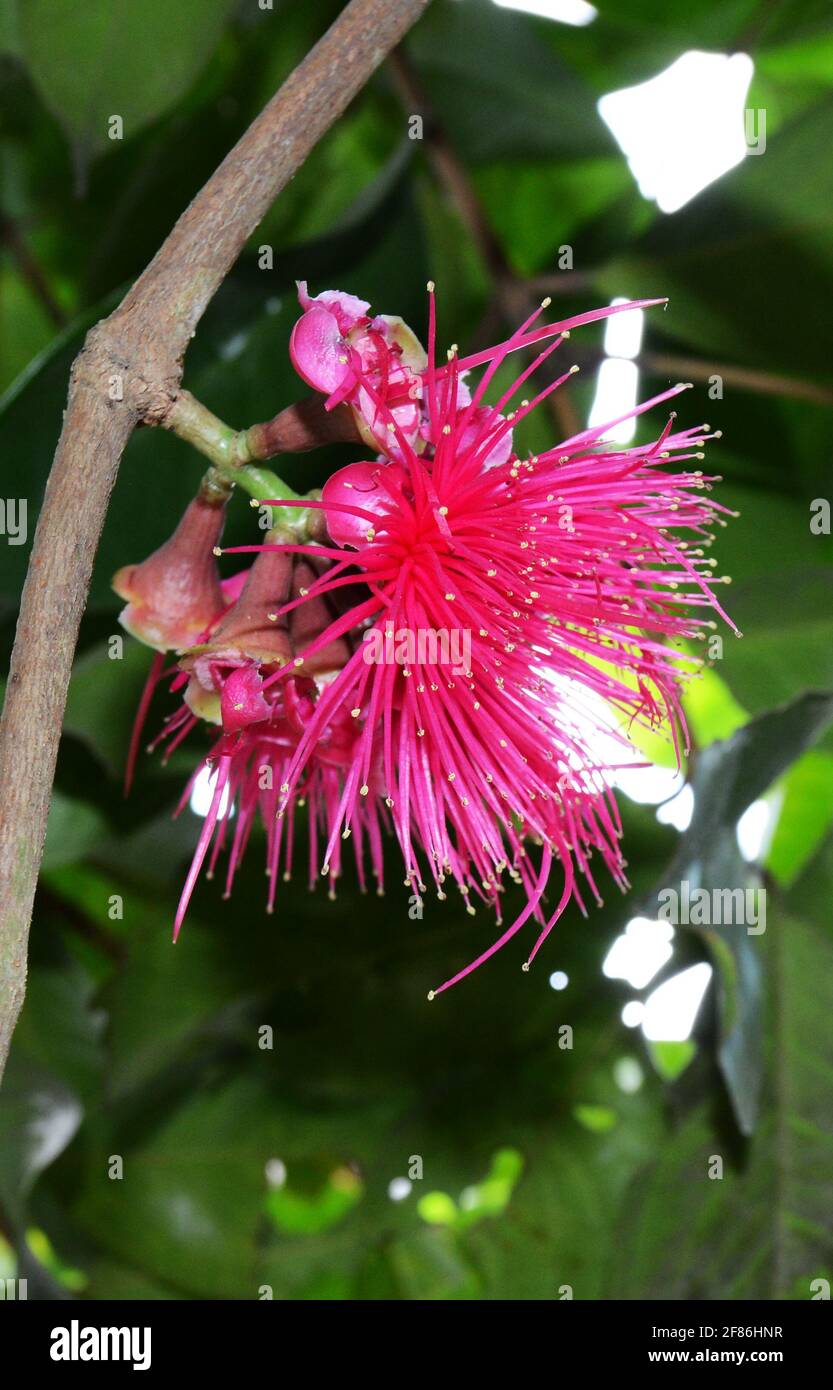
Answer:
165, 388, 314, 531
165, 388, 249, 468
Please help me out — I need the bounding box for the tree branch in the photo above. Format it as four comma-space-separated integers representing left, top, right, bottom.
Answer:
638, 351, 833, 408
0, 213, 68, 328
0, 0, 430, 1082
568, 343, 833, 407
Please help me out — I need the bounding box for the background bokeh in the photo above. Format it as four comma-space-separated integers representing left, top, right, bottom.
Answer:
0, 0, 831, 1300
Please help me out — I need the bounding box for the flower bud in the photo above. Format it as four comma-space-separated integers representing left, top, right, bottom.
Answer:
180, 546, 294, 725
113, 494, 226, 652
199, 546, 294, 667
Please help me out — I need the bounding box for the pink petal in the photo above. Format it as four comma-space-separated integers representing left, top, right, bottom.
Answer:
321, 461, 399, 548
289, 303, 353, 394
296, 281, 370, 334
220, 663, 272, 734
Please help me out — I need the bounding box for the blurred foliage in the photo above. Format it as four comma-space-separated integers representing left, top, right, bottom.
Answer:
0, 0, 831, 1300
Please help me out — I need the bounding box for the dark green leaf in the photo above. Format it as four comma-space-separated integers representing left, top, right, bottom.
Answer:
655, 690, 833, 1134
19, 0, 235, 173
615, 827, 833, 1297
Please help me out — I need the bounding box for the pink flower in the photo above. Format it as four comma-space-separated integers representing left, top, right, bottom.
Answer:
250, 288, 736, 993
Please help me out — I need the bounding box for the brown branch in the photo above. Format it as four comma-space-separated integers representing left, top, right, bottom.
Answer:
39, 883, 127, 965
568, 343, 833, 407
0, 213, 68, 328
0, 0, 430, 1082
524, 271, 593, 297
638, 351, 833, 408
389, 51, 506, 283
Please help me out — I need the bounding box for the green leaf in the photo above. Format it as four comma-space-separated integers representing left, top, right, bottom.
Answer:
64, 637, 158, 777
410, 0, 611, 163
42, 789, 108, 870
657, 690, 833, 1134
266, 1165, 363, 1237
647, 1039, 696, 1081
573, 1103, 618, 1134
70, 1076, 274, 1298
683, 667, 748, 747
0, 1053, 82, 1218
0, 265, 56, 393
387, 1228, 481, 1300
81, 885, 241, 1100
717, 566, 833, 723
19, 0, 235, 172
0, 1, 20, 56
615, 827, 833, 1298
10, 960, 106, 1106
587, 0, 759, 49
684, 692, 833, 848
473, 157, 632, 277
82, 1258, 185, 1300
766, 750, 833, 885
250, 100, 405, 254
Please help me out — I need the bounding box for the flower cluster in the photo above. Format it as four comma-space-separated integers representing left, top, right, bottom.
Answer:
116, 283, 734, 994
